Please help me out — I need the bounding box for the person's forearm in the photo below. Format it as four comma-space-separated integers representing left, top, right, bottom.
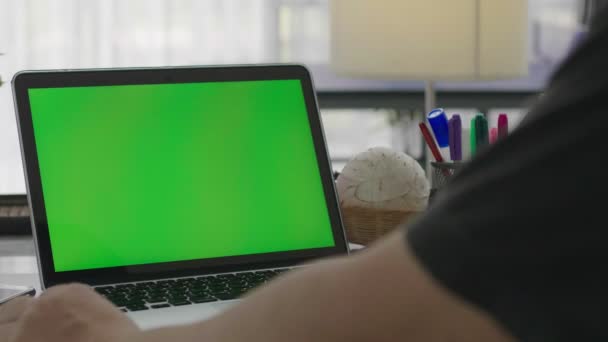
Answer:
140, 255, 368, 342
134, 231, 513, 342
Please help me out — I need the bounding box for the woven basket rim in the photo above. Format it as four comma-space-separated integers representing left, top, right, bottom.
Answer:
340, 206, 421, 245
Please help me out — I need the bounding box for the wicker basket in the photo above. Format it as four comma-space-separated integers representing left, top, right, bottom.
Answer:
340, 206, 419, 245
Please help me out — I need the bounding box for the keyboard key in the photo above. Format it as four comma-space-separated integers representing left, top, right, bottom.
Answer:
126, 306, 148, 312
207, 279, 226, 286
129, 292, 147, 298
146, 297, 167, 304
214, 292, 238, 301
167, 296, 188, 303
231, 284, 249, 292
167, 291, 186, 298
107, 294, 127, 300
227, 281, 247, 288
190, 296, 217, 304
169, 300, 191, 306
189, 290, 211, 297
94, 286, 114, 293
96, 268, 292, 308
126, 301, 146, 308
150, 304, 171, 309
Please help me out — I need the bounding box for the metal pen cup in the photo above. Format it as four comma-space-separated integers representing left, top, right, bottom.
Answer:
429, 161, 464, 202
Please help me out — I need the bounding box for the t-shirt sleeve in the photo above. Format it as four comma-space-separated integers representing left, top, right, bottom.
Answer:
406, 18, 608, 341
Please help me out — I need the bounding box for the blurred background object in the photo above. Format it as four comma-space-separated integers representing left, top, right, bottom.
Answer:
328, 0, 529, 178
0, 52, 4, 86
336, 147, 429, 245
582, 0, 608, 29
329, 0, 529, 109
0, 0, 600, 235
0, 195, 29, 235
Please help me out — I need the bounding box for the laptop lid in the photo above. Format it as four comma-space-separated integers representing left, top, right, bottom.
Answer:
12, 65, 347, 288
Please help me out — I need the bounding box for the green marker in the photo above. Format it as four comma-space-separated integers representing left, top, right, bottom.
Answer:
470, 116, 477, 156
475, 114, 489, 148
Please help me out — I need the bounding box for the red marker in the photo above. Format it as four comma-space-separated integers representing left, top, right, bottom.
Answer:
419, 122, 444, 162
489, 127, 498, 144
497, 114, 509, 140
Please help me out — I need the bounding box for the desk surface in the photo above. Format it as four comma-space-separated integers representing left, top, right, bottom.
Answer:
0, 237, 39, 294
0, 237, 362, 293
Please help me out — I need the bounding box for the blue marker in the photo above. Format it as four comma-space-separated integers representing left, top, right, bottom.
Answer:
427, 108, 450, 159
427, 108, 449, 147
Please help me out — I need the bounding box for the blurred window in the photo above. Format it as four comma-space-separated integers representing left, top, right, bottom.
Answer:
0, 0, 582, 193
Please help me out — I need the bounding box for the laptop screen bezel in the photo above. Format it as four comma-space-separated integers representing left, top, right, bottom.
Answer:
12, 65, 348, 288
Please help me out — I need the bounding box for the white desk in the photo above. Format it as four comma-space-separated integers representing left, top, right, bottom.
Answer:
1, 237, 362, 294
0, 237, 40, 293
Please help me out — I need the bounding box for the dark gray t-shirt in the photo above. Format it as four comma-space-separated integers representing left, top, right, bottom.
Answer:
407, 9, 608, 341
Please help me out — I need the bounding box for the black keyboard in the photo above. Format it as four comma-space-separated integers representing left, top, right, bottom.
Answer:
94, 268, 291, 312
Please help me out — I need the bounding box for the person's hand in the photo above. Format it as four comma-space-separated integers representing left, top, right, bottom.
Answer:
0, 283, 141, 342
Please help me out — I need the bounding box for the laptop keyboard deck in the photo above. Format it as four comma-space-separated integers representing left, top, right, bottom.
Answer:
94, 268, 291, 312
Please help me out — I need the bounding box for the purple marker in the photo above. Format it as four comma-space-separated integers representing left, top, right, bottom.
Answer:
448, 115, 462, 161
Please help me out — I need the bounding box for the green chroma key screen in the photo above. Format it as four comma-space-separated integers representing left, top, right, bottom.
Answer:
28, 80, 335, 272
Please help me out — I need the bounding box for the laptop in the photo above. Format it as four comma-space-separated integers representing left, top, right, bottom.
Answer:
11, 65, 348, 329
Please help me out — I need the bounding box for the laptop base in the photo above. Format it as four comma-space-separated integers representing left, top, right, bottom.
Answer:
128, 299, 239, 330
